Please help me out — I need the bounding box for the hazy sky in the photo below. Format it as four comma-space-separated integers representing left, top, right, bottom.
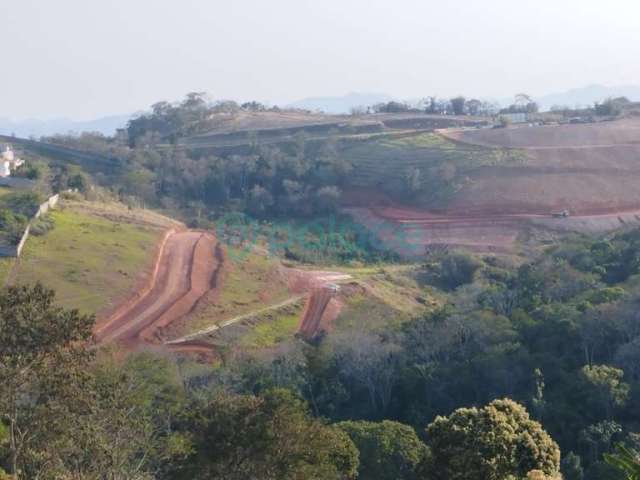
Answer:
4, 0, 640, 120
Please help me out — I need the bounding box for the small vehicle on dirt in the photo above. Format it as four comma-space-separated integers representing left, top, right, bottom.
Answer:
551, 209, 570, 218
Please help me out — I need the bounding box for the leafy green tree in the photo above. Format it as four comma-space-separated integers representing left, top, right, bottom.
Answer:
423, 398, 561, 480
594, 97, 628, 117
0, 191, 42, 217
580, 420, 622, 464
0, 284, 93, 478
315, 186, 341, 214
605, 444, 640, 480
450, 96, 466, 115
403, 167, 423, 194
465, 99, 483, 116
13, 160, 47, 181
247, 185, 274, 216
561, 451, 585, 480
67, 171, 90, 193
337, 420, 427, 480
581, 365, 630, 418
52, 351, 189, 480
177, 388, 359, 480
438, 252, 483, 289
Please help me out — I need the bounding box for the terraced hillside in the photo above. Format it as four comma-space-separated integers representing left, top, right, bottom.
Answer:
180, 111, 488, 152
341, 132, 525, 207
443, 118, 640, 214
343, 119, 640, 255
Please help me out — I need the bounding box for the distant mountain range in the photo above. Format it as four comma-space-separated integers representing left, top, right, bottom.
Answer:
288, 86, 640, 114
4, 85, 640, 139
287, 92, 392, 114
0, 114, 132, 139
535, 84, 640, 110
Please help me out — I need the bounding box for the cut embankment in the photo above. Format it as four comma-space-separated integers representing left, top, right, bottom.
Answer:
167, 267, 352, 347
94, 231, 221, 349
139, 235, 222, 342
438, 120, 640, 215
342, 120, 640, 255
345, 204, 640, 257
297, 288, 341, 339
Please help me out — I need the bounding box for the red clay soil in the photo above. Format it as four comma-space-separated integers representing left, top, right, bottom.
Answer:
439, 119, 640, 216
341, 120, 640, 256
298, 290, 342, 340
297, 288, 333, 339
286, 268, 351, 339
344, 206, 521, 255
442, 119, 640, 149
94, 230, 222, 353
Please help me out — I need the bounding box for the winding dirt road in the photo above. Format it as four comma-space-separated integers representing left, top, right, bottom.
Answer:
94, 230, 222, 349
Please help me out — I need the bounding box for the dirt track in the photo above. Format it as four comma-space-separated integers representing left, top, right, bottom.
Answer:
166, 268, 352, 345
95, 229, 350, 351
94, 230, 221, 350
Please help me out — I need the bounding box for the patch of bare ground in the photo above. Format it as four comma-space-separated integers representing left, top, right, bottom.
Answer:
342, 120, 640, 256
94, 231, 222, 356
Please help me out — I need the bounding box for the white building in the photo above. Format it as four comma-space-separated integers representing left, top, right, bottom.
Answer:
501, 113, 528, 124
0, 146, 24, 178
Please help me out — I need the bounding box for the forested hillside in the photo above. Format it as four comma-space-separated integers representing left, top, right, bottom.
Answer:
3, 227, 640, 478
2, 93, 640, 480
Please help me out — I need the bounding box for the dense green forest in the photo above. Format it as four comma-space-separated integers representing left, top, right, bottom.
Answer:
0, 283, 562, 479
195, 229, 640, 479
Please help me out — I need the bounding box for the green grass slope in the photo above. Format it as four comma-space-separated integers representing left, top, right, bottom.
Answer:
9, 200, 178, 315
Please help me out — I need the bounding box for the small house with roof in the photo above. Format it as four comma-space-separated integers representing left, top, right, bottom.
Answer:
1, 146, 24, 177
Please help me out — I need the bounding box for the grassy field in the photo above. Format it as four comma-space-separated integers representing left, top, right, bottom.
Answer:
238, 303, 303, 348
186, 246, 292, 334
9, 200, 174, 315
0, 186, 15, 197
334, 292, 408, 332
0, 257, 14, 286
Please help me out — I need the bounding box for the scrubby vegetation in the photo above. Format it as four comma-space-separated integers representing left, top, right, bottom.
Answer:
190, 227, 640, 480
5, 228, 640, 478
0, 283, 568, 480
0, 192, 43, 244
216, 213, 399, 265
34, 94, 515, 228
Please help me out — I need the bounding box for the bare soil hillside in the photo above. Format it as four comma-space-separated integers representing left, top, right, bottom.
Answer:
443, 119, 640, 214
346, 119, 640, 255
445, 119, 640, 148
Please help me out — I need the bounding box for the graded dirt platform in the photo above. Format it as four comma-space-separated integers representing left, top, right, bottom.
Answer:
441, 119, 640, 215
94, 230, 222, 352
96, 229, 350, 353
